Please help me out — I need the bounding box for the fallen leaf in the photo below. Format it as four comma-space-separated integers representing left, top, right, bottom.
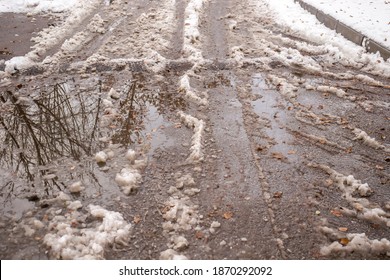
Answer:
345, 147, 353, 153
330, 209, 343, 217
223, 212, 233, 220
195, 231, 204, 239
340, 238, 350, 246
287, 150, 296, 155
272, 152, 286, 160
273, 191, 283, 198
174, 123, 182, 128
338, 227, 348, 232
376, 165, 384, 170
324, 179, 333, 187
133, 215, 142, 224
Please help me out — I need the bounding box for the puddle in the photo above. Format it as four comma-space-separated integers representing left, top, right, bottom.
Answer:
0, 75, 186, 217
251, 73, 295, 155
0, 13, 57, 60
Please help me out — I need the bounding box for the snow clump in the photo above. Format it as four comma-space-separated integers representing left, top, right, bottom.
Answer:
44, 204, 131, 260
178, 111, 205, 162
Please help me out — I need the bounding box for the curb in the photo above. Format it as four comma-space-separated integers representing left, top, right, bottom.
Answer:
294, 0, 390, 60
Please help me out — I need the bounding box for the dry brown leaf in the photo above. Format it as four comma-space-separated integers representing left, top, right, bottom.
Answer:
330, 209, 343, 217
272, 152, 286, 160
340, 238, 350, 246
195, 231, 204, 240
376, 165, 384, 170
287, 150, 296, 155
223, 212, 233, 220
133, 215, 142, 224
338, 227, 348, 232
324, 179, 333, 187
273, 191, 283, 198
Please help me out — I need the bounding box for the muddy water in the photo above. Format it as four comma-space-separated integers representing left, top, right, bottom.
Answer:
0, 73, 185, 218
0, 13, 56, 61
1, 0, 389, 260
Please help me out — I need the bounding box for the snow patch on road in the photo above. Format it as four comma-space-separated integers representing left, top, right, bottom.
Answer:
179, 74, 208, 106
44, 203, 131, 260
160, 174, 202, 260
352, 128, 390, 152
311, 164, 390, 227
178, 111, 205, 163
320, 230, 390, 257
265, 0, 390, 76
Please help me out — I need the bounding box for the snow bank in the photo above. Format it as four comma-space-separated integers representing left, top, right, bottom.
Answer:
303, 0, 390, 49
264, 0, 390, 75
44, 204, 131, 260
0, 0, 80, 14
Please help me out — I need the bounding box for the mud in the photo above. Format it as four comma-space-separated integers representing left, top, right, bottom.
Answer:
0, 0, 389, 260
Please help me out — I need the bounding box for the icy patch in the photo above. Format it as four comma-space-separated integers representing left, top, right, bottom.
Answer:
178, 111, 205, 162
44, 204, 131, 260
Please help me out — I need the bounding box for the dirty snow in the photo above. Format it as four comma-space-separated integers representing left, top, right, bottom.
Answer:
44, 203, 131, 260
178, 111, 205, 163
265, 0, 390, 72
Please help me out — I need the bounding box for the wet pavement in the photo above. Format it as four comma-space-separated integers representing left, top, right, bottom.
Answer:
0, 0, 389, 260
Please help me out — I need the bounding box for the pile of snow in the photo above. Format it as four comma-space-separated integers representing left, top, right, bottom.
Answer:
4, 56, 35, 74
115, 149, 147, 195
0, 0, 80, 14
44, 203, 131, 260
178, 111, 205, 163
267, 74, 298, 99
115, 167, 142, 195
160, 174, 202, 259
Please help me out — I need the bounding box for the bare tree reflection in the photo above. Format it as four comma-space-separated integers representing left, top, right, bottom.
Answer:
0, 75, 186, 203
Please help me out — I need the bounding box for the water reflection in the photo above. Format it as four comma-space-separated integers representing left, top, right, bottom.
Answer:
0, 76, 186, 215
